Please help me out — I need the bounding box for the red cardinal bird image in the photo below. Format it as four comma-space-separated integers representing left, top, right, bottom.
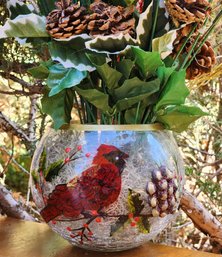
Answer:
40, 144, 129, 223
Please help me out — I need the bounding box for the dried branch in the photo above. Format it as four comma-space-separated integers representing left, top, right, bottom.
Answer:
0, 184, 35, 221
27, 95, 38, 142
180, 190, 222, 246
0, 111, 32, 144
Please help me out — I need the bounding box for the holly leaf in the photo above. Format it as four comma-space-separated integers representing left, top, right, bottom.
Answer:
28, 63, 51, 79
85, 34, 136, 54
114, 77, 160, 111
37, 0, 56, 16
41, 88, 74, 129
7, 0, 34, 20
110, 216, 129, 236
0, 14, 49, 38
49, 41, 96, 72
155, 70, 189, 110
75, 87, 113, 114
156, 105, 208, 132
44, 160, 64, 182
137, 216, 150, 234
152, 29, 177, 59
131, 47, 164, 78
47, 64, 87, 97
116, 59, 135, 79
136, 3, 152, 49
128, 189, 144, 215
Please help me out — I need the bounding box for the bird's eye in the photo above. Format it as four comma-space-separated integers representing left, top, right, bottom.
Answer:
115, 156, 119, 160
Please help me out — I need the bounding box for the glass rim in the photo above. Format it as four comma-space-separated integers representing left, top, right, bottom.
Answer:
61, 123, 164, 131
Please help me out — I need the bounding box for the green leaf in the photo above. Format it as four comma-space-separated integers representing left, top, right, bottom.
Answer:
28, 64, 50, 79
157, 66, 175, 87
7, 0, 33, 20
136, 3, 153, 49
85, 34, 136, 54
0, 14, 49, 38
39, 148, 47, 172
75, 87, 112, 113
128, 189, 144, 215
152, 29, 177, 59
37, 0, 56, 16
156, 105, 208, 132
110, 216, 129, 236
49, 41, 95, 72
47, 64, 87, 97
44, 160, 64, 182
155, 70, 189, 110
131, 47, 163, 78
116, 59, 135, 79
41, 88, 74, 129
124, 105, 146, 124
137, 216, 150, 234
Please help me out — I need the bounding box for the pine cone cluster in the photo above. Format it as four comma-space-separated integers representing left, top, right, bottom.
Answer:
146, 166, 179, 218
46, 0, 89, 39
165, 0, 210, 26
46, 0, 135, 39
172, 25, 216, 80
88, 1, 135, 37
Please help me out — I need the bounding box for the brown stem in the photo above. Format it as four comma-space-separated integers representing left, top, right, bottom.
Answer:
180, 189, 222, 247
0, 184, 35, 221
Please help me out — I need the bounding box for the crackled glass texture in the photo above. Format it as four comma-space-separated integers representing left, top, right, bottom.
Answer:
31, 128, 185, 252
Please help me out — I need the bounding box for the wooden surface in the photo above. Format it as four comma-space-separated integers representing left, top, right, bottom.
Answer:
0, 216, 219, 257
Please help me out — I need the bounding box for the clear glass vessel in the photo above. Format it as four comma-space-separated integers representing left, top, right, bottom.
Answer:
31, 124, 185, 252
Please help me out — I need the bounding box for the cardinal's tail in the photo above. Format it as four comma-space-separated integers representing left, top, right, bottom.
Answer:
40, 205, 62, 223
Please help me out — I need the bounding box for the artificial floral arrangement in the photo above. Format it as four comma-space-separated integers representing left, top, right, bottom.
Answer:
1, 0, 221, 132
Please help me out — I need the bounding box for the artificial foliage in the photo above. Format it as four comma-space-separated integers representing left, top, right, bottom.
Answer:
0, 0, 221, 131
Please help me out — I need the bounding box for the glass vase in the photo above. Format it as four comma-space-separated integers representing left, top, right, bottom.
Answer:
30, 124, 185, 252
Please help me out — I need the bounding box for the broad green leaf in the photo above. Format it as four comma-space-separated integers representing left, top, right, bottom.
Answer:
28, 63, 50, 79
155, 70, 189, 110
49, 42, 95, 72
0, 14, 49, 38
7, 0, 33, 20
156, 105, 208, 132
136, 3, 152, 49
47, 64, 87, 97
37, 0, 56, 16
124, 105, 146, 124
85, 34, 136, 54
87, 53, 122, 89
114, 77, 160, 101
131, 47, 164, 78
86, 52, 107, 66
114, 77, 160, 112
157, 66, 175, 87
41, 88, 74, 129
116, 59, 135, 79
152, 29, 177, 59
75, 87, 112, 113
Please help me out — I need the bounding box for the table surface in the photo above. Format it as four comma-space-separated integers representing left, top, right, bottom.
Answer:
0, 216, 219, 257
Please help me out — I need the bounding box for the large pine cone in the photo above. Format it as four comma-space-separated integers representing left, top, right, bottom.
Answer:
46, 0, 89, 39
172, 26, 216, 80
165, 0, 210, 26
186, 39, 216, 80
88, 1, 136, 37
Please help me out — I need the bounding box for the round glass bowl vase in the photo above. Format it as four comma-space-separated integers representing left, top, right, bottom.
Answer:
30, 124, 185, 252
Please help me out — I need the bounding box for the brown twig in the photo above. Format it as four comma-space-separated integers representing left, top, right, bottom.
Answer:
180, 190, 222, 247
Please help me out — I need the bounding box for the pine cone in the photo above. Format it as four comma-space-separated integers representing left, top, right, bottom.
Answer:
88, 0, 136, 37
186, 39, 216, 80
46, 0, 89, 39
146, 166, 179, 218
165, 0, 210, 26
172, 27, 216, 80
